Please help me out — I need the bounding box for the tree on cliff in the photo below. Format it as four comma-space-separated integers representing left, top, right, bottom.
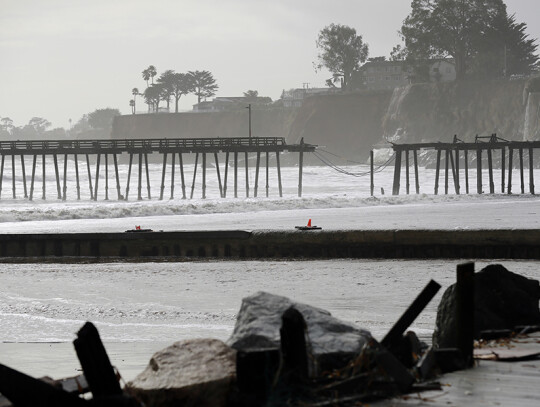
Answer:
131, 88, 139, 113
400, 0, 538, 81
473, 12, 539, 78
1, 117, 14, 135
142, 68, 150, 87
315, 24, 369, 90
188, 70, 218, 103
88, 108, 121, 130
28, 117, 51, 135
157, 70, 176, 111
143, 84, 166, 113
170, 73, 195, 112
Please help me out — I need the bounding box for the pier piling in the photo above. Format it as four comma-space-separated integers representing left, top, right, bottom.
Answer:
508, 148, 513, 194
392, 150, 402, 195
94, 154, 101, 201
529, 147, 535, 194
20, 155, 27, 198
62, 154, 68, 201
75, 155, 81, 200
434, 150, 441, 195
276, 151, 283, 197
160, 153, 167, 200
86, 154, 93, 201
414, 149, 420, 194
169, 153, 176, 199
53, 154, 61, 199
113, 154, 120, 200
405, 149, 410, 195
519, 148, 525, 194
476, 149, 482, 194
29, 155, 37, 201
190, 153, 199, 200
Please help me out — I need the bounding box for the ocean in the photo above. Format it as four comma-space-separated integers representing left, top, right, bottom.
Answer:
1, 159, 540, 379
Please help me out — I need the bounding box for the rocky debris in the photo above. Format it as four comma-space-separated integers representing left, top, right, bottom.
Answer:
236, 305, 416, 406
127, 338, 236, 407
227, 291, 372, 374
433, 264, 540, 347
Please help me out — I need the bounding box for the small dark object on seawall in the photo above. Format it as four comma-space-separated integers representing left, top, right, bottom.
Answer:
125, 226, 153, 233
295, 219, 322, 231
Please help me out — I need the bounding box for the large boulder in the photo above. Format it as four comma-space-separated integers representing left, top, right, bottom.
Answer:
126, 338, 236, 407
433, 264, 540, 347
227, 291, 372, 373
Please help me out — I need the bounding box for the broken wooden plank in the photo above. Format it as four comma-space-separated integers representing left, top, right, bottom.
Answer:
279, 307, 309, 382
73, 322, 122, 398
381, 280, 441, 352
0, 363, 87, 407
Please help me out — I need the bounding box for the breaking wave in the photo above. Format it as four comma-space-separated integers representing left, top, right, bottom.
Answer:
0, 193, 531, 223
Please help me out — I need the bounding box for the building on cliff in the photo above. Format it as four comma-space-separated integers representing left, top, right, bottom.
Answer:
281, 86, 330, 108
193, 96, 272, 112
355, 59, 456, 91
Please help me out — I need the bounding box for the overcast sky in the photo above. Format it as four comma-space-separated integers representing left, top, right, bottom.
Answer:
1, 0, 539, 129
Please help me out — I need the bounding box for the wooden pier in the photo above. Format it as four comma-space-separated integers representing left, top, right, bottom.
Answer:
387, 135, 540, 196
0, 137, 315, 201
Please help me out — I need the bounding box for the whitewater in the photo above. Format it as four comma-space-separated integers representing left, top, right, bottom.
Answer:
1, 159, 540, 379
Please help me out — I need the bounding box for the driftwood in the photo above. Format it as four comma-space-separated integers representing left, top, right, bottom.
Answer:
382, 279, 441, 363
74, 322, 123, 398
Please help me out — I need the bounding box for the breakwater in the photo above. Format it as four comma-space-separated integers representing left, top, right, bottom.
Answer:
1, 229, 539, 261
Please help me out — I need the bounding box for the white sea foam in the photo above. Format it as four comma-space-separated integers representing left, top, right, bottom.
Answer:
2, 163, 539, 226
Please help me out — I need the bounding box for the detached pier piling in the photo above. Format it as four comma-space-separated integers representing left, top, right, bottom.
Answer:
390, 134, 539, 196
0, 137, 315, 201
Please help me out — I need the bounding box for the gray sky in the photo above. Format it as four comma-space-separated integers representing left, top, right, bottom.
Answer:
1, 0, 539, 129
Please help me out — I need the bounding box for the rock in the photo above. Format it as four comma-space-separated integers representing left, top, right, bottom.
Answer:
227, 291, 372, 374
126, 338, 236, 407
433, 264, 540, 347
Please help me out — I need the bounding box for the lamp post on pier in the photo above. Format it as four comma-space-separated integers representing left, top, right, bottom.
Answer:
246, 104, 252, 139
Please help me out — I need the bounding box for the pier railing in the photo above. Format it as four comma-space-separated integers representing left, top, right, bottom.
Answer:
0, 137, 290, 154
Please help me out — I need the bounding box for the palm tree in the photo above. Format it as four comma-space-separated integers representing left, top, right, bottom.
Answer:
142, 69, 151, 87
148, 65, 157, 84
129, 99, 135, 114
188, 70, 219, 104
132, 88, 139, 113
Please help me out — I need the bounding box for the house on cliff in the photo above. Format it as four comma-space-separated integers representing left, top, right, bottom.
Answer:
354, 59, 456, 90
193, 96, 272, 112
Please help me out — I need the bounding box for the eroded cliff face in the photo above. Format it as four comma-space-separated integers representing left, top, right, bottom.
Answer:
382, 79, 534, 143
286, 91, 393, 161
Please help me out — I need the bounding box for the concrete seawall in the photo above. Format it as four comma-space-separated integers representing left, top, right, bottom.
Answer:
1, 229, 539, 262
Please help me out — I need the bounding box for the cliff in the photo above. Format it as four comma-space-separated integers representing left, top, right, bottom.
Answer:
382, 78, 540, 143
286, 90, 393, 161
111, 77, 540, 163
111, 109, 296, 140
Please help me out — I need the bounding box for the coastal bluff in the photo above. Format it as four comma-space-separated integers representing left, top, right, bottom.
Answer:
111, 77, 540, 162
